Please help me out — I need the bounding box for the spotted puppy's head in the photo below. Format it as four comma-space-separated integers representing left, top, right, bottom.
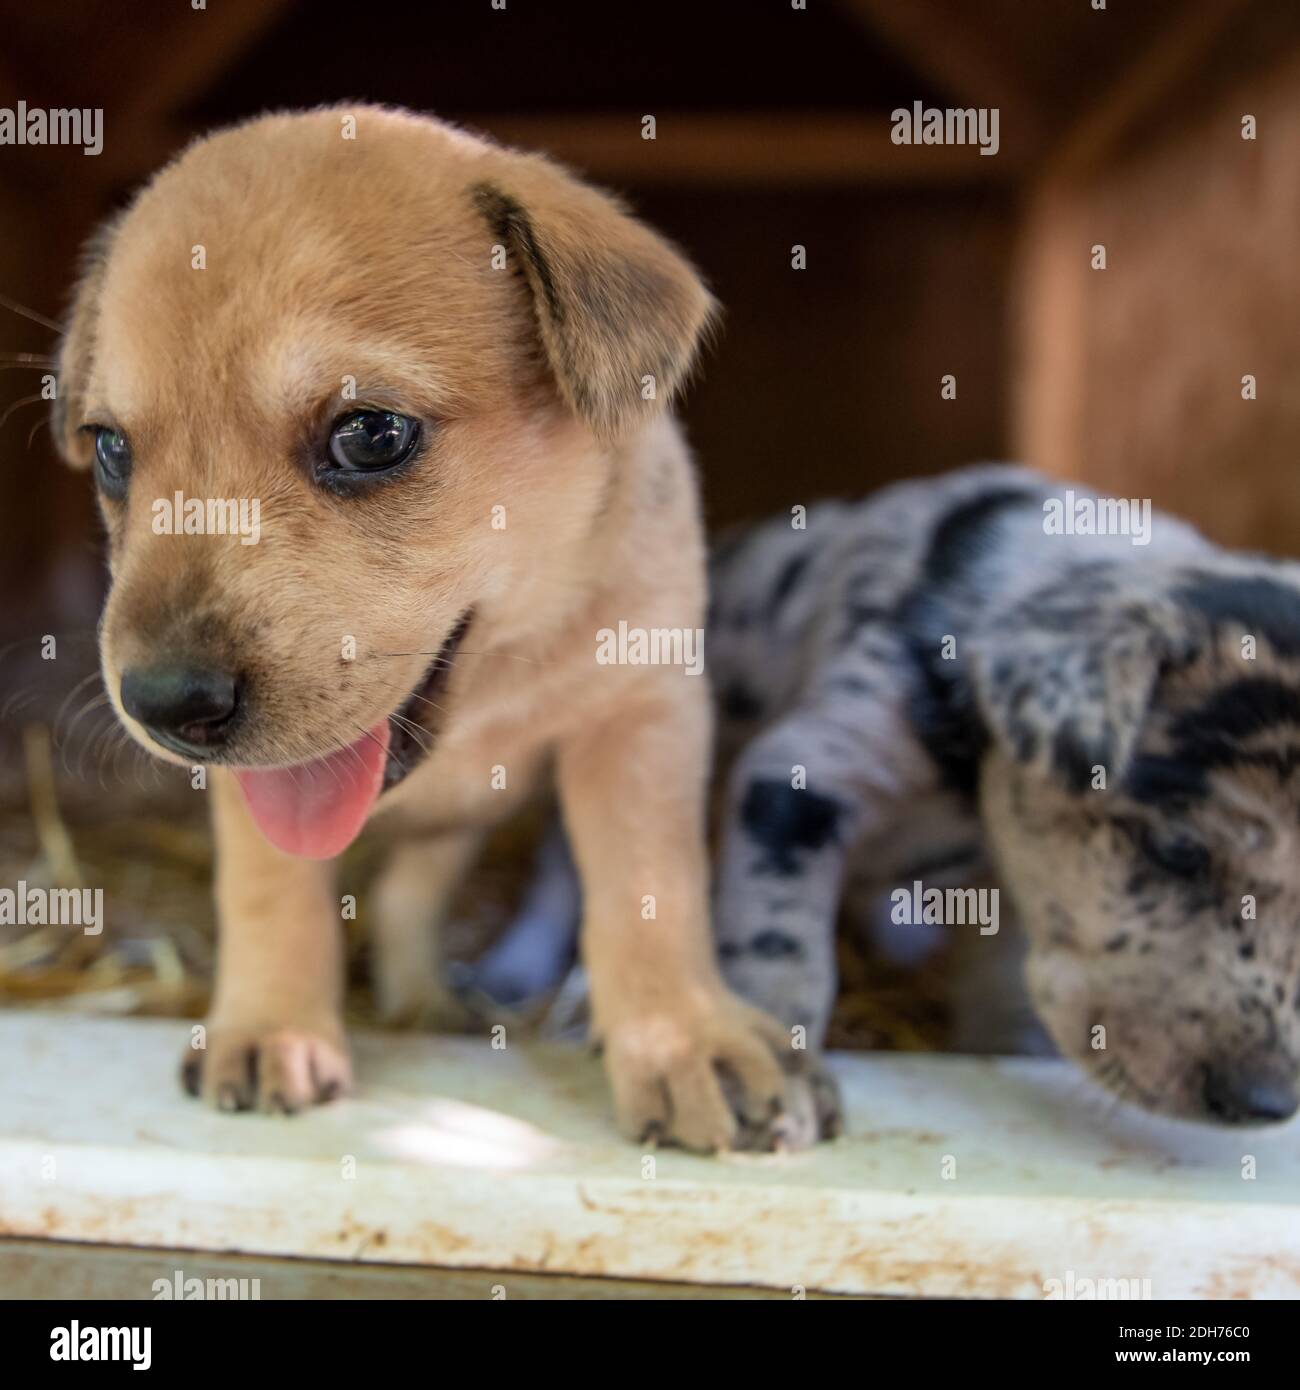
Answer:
53, 106, 713, 858
976, 563, 1300, 1125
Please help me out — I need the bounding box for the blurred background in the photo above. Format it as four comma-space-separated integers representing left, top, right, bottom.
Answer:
0, 0, 1297, 1043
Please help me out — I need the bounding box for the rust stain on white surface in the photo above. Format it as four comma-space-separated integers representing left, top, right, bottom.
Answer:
1, 1013, 1297, 1297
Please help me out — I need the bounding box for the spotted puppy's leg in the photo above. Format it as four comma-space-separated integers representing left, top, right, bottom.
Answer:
715, 710, 866, 1043
714, 681, 924, 1139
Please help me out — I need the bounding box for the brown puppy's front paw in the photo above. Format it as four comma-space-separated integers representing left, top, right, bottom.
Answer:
602, 994, 796, 1153
180, 1021, 352, 1114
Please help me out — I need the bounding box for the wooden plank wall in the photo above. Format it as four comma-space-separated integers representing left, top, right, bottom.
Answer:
1015, 0, 1300, 553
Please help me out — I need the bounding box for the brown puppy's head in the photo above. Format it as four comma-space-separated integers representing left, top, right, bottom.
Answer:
976, 564, 1300, 1126
55, 107, 714, 856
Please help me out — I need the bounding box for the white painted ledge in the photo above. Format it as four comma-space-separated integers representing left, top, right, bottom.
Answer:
1, 1012, 1297, 1297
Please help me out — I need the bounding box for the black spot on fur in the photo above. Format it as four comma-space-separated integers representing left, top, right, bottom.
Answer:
740, 778, 844, 876
1179, 573, 1300, 657
749, 929, 805, 960
1105, 932, 1130, 952
921, 488, 1038, 589
1125, 754, 1209, 806
1169, 679, 1300, 777
719, 679, 764, 722
1181, 678, 1300, 740
896, 604, 987, 797
893, 488, 1039, 795
1052, 722, 1107, 794
768, 553, 810, 618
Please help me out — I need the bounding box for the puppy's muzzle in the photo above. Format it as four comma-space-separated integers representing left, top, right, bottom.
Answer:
1202, 1056, 1298, 1125
120, 663, 239, 758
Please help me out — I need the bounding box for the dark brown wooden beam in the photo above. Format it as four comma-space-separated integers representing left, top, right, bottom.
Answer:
459, 112, 1019, 185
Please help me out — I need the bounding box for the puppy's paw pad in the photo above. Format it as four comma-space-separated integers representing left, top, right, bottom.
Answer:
180, 1025, 352, 1114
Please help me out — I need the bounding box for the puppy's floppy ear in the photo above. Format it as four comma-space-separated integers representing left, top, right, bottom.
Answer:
53, 213, 122, 468
971, 578, 1197, 792
472, 160, 717, 441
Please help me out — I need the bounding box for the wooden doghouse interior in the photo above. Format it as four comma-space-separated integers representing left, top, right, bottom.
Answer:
1, 0, 1299, 1301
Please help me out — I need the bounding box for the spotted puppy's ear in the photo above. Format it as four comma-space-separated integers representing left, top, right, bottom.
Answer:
52, 214, 122, 468
971, 579, 1197, 792
472, 159, 717, 442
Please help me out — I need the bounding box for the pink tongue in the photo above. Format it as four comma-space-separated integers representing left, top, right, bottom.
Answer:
235, 722, 390, 860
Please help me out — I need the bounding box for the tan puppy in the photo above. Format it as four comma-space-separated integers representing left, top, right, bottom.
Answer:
55, 105, 797, 1151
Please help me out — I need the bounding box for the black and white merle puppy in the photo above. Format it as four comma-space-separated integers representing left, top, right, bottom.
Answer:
707, 464, 1300, 1131
469, 465, 1300, 1137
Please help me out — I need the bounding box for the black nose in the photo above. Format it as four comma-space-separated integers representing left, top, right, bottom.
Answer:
120, 665, 239, 755
1203, 1060, 1299, 1125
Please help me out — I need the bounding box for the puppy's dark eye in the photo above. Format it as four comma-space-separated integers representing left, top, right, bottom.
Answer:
89, 426, 132, 496
326, 411, 420, 474
1139, 825, 1210, 879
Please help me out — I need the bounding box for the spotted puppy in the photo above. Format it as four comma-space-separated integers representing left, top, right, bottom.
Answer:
709, 464, 1300, 1127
